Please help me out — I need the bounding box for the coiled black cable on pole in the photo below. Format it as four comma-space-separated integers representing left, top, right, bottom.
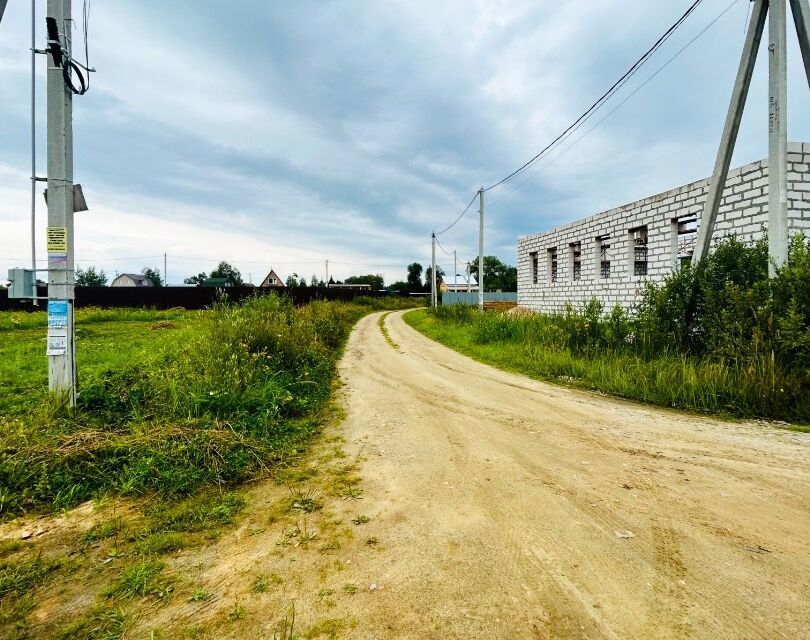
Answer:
45, 15, 92, 96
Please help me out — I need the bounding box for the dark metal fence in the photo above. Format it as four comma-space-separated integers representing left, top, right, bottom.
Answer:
0, 286, 395, 311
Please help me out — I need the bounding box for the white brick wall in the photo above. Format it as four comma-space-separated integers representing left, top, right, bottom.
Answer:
517, 142, 810, 313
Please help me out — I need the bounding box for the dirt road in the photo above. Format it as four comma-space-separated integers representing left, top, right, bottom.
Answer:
338, 311, 810, 639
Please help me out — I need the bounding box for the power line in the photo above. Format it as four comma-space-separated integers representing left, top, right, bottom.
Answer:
435, 192, 479, 235
486, 0, 742, 211
433, 236, 455, 256
483, 0, 704, 192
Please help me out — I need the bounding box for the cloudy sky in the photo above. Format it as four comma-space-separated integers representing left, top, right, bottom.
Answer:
1, 0, 809, 285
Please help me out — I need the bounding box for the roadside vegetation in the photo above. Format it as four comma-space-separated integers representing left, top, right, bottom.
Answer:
407, 236, 810, 424
0, 293, 419, 637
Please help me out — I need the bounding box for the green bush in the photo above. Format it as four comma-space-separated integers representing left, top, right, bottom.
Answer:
422, 235, 810, 422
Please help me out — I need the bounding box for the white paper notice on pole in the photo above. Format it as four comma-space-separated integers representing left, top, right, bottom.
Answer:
46, 335, 67, 356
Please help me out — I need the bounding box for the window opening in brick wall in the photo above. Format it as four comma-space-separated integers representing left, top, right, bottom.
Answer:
548, 247, 558, 283
596, 235, 611, 278
630, 226, 648, 276
529, 251, 538, 284
674, 215, 697, 269
569, 242, 581, 281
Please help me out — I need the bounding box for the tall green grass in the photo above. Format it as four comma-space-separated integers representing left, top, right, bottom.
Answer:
0, 295, 419, 515
408, 236, 810, 424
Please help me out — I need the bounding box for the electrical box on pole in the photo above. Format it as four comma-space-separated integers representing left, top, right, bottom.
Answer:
7, 269, 36, 299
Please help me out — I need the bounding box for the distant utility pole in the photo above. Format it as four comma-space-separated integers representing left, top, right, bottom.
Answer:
693, 0, 810, 275
466, 262, 471, 294
325, 259, 329, 286
431, 232, 437, 307
164, 252, 167, 285
453, 250, 457, 293
477, 187, 484, 311
46, 0, 77, 405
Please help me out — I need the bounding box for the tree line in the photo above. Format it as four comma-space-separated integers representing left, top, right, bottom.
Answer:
72, 256, 518, 292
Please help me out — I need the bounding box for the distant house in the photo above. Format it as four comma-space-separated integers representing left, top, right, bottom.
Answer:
260, 270, 285, 288
439, 275, 478, 293
111, 273, 154, 287
202, 277, 232, 288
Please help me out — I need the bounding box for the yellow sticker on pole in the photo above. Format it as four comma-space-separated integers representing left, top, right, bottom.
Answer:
47, 226, 68, 253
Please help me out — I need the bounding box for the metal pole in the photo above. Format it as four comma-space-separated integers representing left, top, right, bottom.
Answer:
477, 188, 484, 311
431, 232, 437, 307
31, 0, 38, 303
47, 0, 76, 405
693, 0, 767, 264
769, 0, 789, 274
790, 0, 810, 87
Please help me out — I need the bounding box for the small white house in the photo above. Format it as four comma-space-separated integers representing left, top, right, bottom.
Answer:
111, 273, 154, 287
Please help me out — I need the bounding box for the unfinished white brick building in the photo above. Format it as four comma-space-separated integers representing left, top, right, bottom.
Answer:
517, 142, 810, 313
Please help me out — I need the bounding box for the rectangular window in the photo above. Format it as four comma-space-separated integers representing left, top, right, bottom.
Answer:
569, 242, 581, 281
547, 247, 558, 283
630, 226, 648, 276
674, 215, 697, 269
529, 252, 538, 284
596, 235, 611, 279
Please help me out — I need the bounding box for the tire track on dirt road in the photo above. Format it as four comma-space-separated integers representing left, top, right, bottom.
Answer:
336, 311, 810, 639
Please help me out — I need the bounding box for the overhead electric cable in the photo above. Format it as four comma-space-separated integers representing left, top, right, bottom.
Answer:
486, 0, 741, 210
483, 0, 705, 192
435, 192, 479, 235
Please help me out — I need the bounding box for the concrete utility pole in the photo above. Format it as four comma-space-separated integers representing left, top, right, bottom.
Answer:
46, 0, 77, 405
466, 262, 471, 294
31, 0, 38, 303
325, 259, 329, 286
477, 188, 484, 311
431, 232, 437, 307
453, 250, 457, 293
694, 0, 809, 274
769, 0, 789, 275
164, 252, 167, 285
791, 0, 810, 86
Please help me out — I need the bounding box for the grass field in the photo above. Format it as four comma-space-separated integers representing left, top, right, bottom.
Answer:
405, 308, 810, 427
0, 295, 420, 638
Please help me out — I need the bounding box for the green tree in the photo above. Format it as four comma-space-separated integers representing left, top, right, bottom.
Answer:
286, 273, 299, 288
310, 274, 320, 287
75, 266, 107, 287
388, 281, 410, 294
141, 267, 163, 287
184, 272, 208, 286
406, 263, 423, 293
209, 261, 244, 286
344, 274, 384, 290
469, 256, 517, 292
423, 266, 445, 293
